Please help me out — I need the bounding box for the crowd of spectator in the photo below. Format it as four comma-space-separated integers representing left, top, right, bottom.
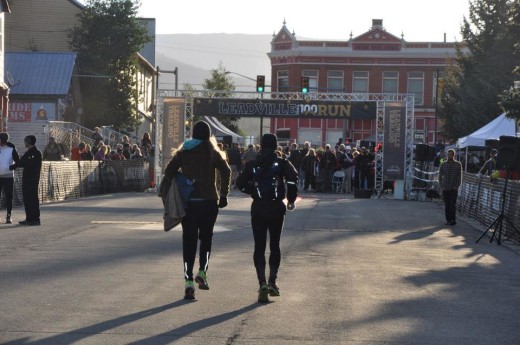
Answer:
42, 132, 155, 163
220, 138, 377, 193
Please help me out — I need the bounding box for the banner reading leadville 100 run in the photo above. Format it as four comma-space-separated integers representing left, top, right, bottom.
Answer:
162, 98, 185, 173
383, 102, 406, 180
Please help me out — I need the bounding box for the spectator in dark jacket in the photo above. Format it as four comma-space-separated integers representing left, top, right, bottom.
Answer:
301, 148, 318, 192
319, 145, 336, 192
10, 135, 42, 226
81, 144, 94, 161
226, 143, 242, 188
288, 143, 302, 175
91, 127, 103, 146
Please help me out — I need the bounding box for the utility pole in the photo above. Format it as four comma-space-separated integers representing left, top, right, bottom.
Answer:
226, 71, 270, 139
434, 69, 439, 145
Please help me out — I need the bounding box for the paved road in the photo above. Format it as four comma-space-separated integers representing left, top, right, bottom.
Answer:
1, 191, 519, 344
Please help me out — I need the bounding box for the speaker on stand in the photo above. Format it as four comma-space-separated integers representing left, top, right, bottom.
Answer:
477, 136, 520, 244
415, 144, 435, 162
496, 136, 520, 171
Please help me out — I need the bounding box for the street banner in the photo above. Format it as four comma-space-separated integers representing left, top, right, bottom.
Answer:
162, 98, 185, 172
383, 102, 406, 180
193, 98, 376, 119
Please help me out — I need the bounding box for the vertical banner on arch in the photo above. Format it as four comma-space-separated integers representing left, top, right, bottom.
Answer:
162, 98, 185, 172
383, 102, 406, 180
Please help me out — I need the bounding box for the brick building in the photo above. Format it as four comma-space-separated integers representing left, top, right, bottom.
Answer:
268, 19, 457, 147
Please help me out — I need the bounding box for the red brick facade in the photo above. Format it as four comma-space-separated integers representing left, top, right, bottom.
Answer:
268, 19, 456, 147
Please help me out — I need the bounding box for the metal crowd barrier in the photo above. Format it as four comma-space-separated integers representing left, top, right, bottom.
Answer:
458, 173, 520, 244
2, 160, 149, 207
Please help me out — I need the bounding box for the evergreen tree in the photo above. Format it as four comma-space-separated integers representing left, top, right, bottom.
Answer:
439, 0, 518, 141
69, 0, 150, 131
498, 1, 520, 121
202, 62, 240, 133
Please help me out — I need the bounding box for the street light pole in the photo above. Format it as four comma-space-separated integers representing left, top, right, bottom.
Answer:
515, 80, 519, 137
434, 69, 439, 145
224, 70, 257, 82
260, 93, 264, 138
159, 67, 178, 96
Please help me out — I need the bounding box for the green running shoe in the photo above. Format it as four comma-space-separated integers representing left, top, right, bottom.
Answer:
195, 270, 210, 290
184, 280, 195, 300
258, 283, 269, 303
268, 281, 280, 297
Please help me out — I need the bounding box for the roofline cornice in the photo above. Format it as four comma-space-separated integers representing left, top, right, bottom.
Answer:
271, 62, 453, 68
267, 51, 458, 59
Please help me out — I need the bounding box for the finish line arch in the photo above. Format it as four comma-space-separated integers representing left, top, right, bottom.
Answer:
155, 90, 414, 198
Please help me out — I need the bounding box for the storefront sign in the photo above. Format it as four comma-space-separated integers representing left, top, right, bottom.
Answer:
8, 102, 56, 122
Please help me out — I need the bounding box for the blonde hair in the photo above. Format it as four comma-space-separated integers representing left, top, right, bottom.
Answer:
171, 135, 226, 160
307, 148, 316, 157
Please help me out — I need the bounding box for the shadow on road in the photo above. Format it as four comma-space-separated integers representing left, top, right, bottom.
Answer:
4, 301, 183, 345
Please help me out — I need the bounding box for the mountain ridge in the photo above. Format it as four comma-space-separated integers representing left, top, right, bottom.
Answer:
155, 33, 273, 91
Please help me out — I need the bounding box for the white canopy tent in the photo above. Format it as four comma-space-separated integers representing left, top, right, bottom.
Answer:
203, 116, 243, 144
455, 112, 517, 171
456, 112, 516, 149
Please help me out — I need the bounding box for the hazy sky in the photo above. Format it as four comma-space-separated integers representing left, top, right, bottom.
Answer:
137, 0, 471, 42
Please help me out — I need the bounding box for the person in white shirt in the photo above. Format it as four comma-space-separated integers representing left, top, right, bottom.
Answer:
0, 133, 20, 224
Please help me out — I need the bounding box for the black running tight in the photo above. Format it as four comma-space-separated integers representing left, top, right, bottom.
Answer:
251, 214, 285, 284
181, 200, 219, 281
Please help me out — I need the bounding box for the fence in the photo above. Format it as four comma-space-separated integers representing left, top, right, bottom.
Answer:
5, 160, 149, 208
458, 174, 520, 244
45, 122, 141, 158
46, 121, 99, 159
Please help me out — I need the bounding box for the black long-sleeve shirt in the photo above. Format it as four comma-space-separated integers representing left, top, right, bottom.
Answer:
11, 146, 42, 183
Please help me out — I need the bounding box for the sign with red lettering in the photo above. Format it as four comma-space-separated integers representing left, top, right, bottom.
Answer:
8, 102, 56, 122
8, 102, 32, 122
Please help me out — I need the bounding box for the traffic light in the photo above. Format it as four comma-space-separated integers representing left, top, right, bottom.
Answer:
256, 75, 265, 93
301, 77, 309, 94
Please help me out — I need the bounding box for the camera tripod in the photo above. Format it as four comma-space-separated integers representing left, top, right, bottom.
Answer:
476, 172, 520, 245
